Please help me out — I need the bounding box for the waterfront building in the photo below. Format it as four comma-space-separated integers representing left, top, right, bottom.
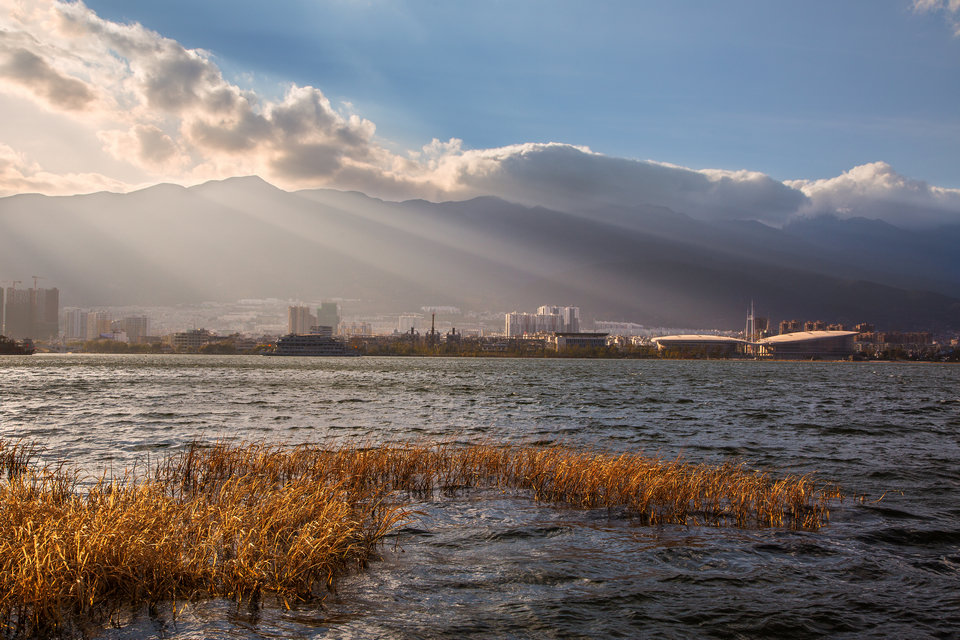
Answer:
4, 288, 32, 338
756, 331, 858, 359
652, 335, 747, 357
171, 329, 218, 351
3, 286, 59, 340
548, 332, 609, 351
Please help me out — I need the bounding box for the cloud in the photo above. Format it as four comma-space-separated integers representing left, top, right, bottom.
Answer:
0, 0, 958, 232
912, 0, 960, 35
787, 162, 960, 228
98, 125, 188, 173
415, 142, 808, 225
0, 44, 96, 110
0, 0, 383, 189
0, 143, 130, 195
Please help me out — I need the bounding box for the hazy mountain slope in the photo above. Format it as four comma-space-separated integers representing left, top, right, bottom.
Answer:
782, 216, 960, 297
1, 176, 958, 330
298, 187, 960, 329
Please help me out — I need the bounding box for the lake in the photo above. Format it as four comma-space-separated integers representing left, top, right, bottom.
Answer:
1, 355, 958, 638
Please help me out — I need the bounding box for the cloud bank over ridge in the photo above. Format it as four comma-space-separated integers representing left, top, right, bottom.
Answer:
0, 0, 959, 229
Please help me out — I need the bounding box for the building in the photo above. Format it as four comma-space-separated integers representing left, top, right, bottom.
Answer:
3, 287, 32, 338
548, 332, 609, 351
537, 305, 580, 333
652, 335, 747, 357
505, 312, 536, 336
85, 311, 112, 341
506, 305, 581, 336
341, 321, 372, 336
121, 316, 150, 343
63, 308, 87, 340
288, 305, 316, 334
3, 286, 59, 340
316, 302, 340, 334
756, 331, 858, 359
779, 319, 804, 335
171, 329, 218, 351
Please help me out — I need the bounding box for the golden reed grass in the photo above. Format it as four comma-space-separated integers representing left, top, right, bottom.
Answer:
0, 439, 841, 638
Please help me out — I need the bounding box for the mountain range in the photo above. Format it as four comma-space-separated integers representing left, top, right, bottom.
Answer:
1, 176, 958, 331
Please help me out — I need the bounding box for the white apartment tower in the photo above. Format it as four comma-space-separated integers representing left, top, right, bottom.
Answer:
506, 305, 581, 336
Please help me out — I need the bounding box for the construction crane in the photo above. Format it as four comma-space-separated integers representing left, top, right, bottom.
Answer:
31, 275, 45, 290
1, 280, 22, 290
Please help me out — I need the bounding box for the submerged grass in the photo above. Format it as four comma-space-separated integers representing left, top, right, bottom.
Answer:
0, 439, 841, 638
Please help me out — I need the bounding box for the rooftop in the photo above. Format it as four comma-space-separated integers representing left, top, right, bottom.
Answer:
758, 331, 859, 344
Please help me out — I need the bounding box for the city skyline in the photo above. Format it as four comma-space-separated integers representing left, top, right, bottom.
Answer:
3, 1, 960, 340
4, 282, 950, 341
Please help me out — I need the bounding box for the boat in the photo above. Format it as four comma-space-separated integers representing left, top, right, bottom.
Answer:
0, 336, 35, 355
264, 333, 360, 357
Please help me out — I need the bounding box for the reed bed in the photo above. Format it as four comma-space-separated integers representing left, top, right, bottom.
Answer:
0, 439, 841, 638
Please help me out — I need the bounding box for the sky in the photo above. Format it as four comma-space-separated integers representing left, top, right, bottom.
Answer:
1, 0, 960, 227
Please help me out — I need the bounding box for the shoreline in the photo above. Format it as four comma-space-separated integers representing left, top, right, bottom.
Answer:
14, 351, 959, 364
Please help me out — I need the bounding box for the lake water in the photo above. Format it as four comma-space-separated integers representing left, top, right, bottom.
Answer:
1, 355, 958, 638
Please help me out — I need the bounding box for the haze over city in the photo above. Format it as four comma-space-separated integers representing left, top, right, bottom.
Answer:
2, 0, 960, 329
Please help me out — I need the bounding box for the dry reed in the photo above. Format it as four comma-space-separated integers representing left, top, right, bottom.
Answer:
0, 439, 841, 638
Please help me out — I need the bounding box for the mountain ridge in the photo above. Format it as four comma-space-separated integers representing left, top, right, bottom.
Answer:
1, 176, 958, 330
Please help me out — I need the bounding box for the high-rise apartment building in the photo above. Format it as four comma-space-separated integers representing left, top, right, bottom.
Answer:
506, 305, 581, 336
2, 287, 59, 339
779, 319, 803, 335
63, 308, 88, 340
288, 305, 316, 334
317, 302, 340, 334
86, 311, 111, 340
121, 316, 149, 343
505, 312, 537, 336
561, 306, 581, 333
4, 288, 32, 338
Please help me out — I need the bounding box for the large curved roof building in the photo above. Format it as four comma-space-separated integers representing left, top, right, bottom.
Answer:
755, 331, 858, 359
